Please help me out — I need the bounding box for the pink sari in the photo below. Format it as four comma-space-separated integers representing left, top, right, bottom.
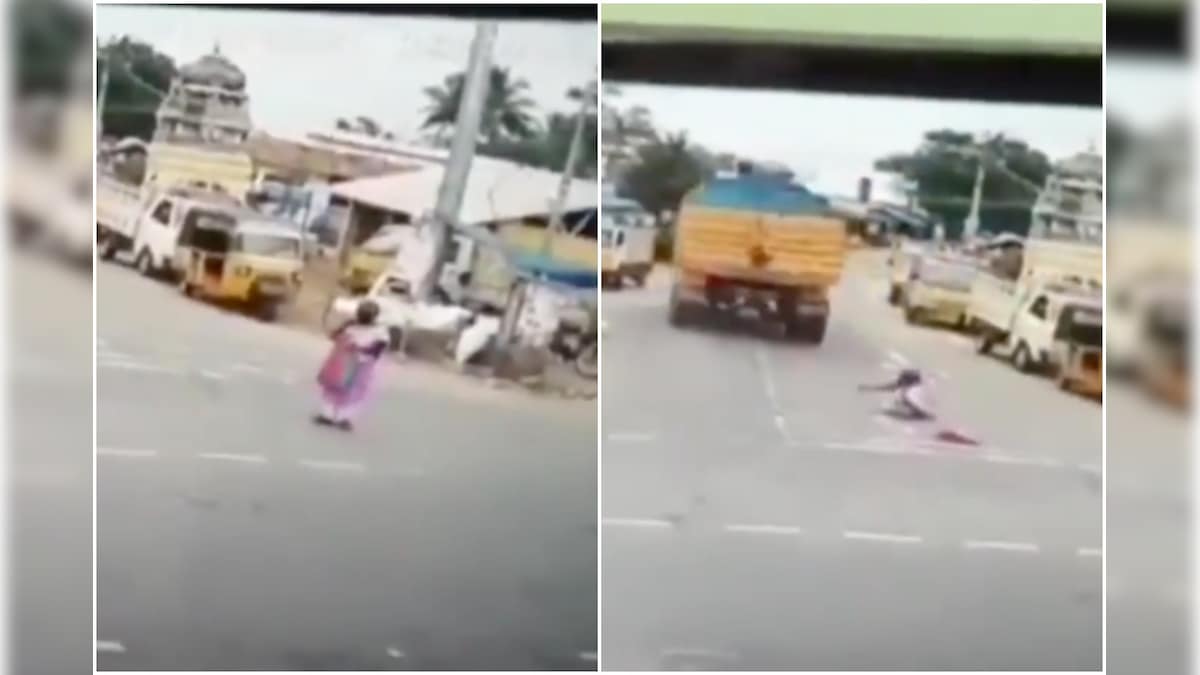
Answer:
316, 324, 387, 423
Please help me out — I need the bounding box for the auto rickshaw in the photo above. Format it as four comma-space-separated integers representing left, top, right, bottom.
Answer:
174, 209, 303, 321
1138, 289, 1188, 408
1049, 301, 1103, 397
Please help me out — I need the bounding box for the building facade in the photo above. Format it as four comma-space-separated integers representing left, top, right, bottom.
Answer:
154, 45, 253, 146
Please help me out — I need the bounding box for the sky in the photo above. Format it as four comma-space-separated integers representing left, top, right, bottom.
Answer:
1107, 54, 1190, 131
97, 5, 597, 140
608, 82, 1103, 199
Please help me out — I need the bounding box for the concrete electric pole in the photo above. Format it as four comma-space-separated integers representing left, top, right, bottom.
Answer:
962, 157, 985, 242
417, 21, 497, 302
546, 81, 596, 238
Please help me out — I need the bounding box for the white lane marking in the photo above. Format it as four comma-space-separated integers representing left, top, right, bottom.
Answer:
1077, 547, 1102, 558
99, 360, 184, 376
578, 651, 597, 662
197, 452, 268, 464
97, 349, 136, 361
755, 345, 779, 407
607, 432, 657, 443
1079, 463, 1101, 475
198, 369, 227, 380
385, 647, 406, 659
602, 517, 673, 529
984, 453, 1063, 468
96, 640, 126, 653
724, 523, 803, 536
773, 415, 790, 440
963, 539, 1040, 553
661, 647, 739, 662
843, 530, 923, 545
819, 440, 1081, 472
230, 362, 268, 374
887, 350, 911, 367
299, 459, 366, 473
880, 359, 900, 371
97, 448, 158, 459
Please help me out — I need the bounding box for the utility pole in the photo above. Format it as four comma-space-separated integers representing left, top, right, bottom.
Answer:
546, 81, 595, 238
96, 47, 110, 145
417, 21, 497, 302
962, 156, 985, 241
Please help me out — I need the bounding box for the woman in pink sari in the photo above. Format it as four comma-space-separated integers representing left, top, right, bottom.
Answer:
314, 300, 391, 431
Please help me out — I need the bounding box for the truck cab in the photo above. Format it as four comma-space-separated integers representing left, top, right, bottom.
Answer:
1005, 282, 1103, 394
600, 197, 656, 288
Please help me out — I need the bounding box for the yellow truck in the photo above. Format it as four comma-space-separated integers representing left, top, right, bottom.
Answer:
668, 176, 847, 343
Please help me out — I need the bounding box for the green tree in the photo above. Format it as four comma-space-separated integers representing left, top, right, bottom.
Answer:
874, 130, 1052, 238
97, 36, 178, 140
1107, 116, 1132, 175
421, 66, 538, 145
480, 84, 598, 179
619, 132, 711, 222
14, 0, 89, 97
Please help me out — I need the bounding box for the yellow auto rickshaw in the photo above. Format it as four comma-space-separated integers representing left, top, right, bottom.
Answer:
174, 207, 303, 321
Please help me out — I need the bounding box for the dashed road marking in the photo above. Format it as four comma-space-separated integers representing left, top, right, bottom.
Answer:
843, 530, 923, 545
607, 432, 657, 443
963, 539, 1040, 554
603, 517, 673, 529
661, 647, 740, 662
579, 651, 597, 662
887, 350, 911, 367
817, 440, 1089, 474
724, 523, 804, 536
299, 459, 367, 473
773, 414, 790, 440
1077, 547, 1102, 558
96, 640, 126, 653
385, 647, 406, 659
198, 369, 227, 380
97, 448, 158, 459
197, 452, 268, 464
99, 360, 185, 376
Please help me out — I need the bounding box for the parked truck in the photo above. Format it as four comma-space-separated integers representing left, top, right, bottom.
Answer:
967, 238, 1103, 394
600, 196, 656, 289
667, 174, 847, 343
96, 141, 255, 270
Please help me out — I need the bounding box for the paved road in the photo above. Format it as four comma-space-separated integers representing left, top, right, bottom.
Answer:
601, 255, 1102, 670
1107, 383, 1190, 675
95, 263, 597, 670
10, 254, 94, 675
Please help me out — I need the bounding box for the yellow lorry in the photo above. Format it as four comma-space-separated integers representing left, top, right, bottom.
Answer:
668, 175, 847, 343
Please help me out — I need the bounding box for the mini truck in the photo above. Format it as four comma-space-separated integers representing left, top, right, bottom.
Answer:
968, 236, 1103, 395
600, 196, 656, 289
668, 175, 847, 343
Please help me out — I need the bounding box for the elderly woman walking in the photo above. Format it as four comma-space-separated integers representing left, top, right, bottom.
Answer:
314, 300, 391, 431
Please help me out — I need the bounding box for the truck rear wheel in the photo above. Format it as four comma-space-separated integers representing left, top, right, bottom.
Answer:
98, 231, 118, 260
668, 284, 695, 327
786, 315, 827, 344
904, 304, 923, 325
1012, 341, 1036, 373
975, 328, 994, 355
135, 248, 155, 277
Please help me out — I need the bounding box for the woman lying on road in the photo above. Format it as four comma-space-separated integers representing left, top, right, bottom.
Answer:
314, 299, 391, 431
859, 368, 980, 446
859, 368, 935, 421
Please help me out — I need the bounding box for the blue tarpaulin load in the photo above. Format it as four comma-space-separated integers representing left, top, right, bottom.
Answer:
689, 176, 831, 215
510, 252, 597, 290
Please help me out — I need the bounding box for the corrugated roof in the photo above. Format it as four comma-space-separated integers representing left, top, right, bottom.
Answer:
331, 157, 598, 226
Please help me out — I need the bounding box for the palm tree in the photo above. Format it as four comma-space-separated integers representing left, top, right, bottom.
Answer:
421, 66, 538, 145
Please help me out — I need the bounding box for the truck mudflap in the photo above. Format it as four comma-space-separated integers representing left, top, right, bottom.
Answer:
669, 272, 830, 343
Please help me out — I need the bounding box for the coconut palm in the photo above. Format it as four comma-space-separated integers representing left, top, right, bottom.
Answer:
421, 66, 538, 146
